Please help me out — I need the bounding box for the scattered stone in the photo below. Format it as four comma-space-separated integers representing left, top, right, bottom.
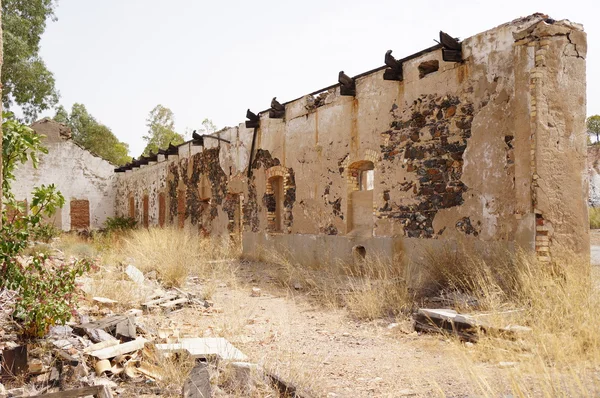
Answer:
125, 264, 145, 284
182, 362, 211, 398
251, 287, 261, 297
93, 297, 118, 306
156, 337, 247, 361
499, 361, 518, 368
47, 325, 73, 337
398, 388, 417, 396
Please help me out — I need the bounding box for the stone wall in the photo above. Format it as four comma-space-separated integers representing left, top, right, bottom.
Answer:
13, 119, 116, 230
115, 14, 589, 265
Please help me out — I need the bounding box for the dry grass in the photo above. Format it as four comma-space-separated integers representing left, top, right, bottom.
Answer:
117, 227, 240, 288
590, 206, 600, 229
427, 246, 600, 396
262, 248, 412, 320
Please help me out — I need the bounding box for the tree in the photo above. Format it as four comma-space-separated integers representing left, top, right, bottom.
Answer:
198, 118, 217, 135
2, 0, 59, 122
587, 115, 600, 144
142, 105, 184, 156
54, 104, 131, 166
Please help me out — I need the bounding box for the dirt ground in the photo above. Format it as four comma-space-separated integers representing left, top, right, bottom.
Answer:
139, 260, 512, 398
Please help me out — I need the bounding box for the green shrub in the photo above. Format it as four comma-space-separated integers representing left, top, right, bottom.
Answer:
590, 207, 600, 229
104, 216, 137, 232
31, 223, 61, 243
4, 255, 92, 338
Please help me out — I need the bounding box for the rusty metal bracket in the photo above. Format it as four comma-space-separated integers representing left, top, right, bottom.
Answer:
269, 97, 285, 118
383, 50, 403, 81
338, 71, 356, 96
440, 31, 462, 62
245, 109, 260, 129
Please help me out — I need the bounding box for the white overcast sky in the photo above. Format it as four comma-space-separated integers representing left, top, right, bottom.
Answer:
38, 0, 598, 157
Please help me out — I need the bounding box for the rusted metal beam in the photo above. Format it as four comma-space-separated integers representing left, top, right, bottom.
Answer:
269, 97, 285, 118
440, 31, 462, 62
338, 71, 356, 96
246, 109, 260, 128
383, 50, 403, 81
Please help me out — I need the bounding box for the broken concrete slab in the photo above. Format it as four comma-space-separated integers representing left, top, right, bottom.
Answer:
182, 362, 211, 398
124, 265, 145, 284
155, 338, 247, 361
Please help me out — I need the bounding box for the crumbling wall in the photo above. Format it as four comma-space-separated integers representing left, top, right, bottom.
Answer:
13, 118, 116, 230
115, 14, 588, 265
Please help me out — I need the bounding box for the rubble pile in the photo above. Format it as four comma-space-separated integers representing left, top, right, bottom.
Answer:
0, 265, 255, 398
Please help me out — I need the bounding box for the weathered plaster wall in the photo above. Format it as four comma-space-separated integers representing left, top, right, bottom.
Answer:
588, 146, 600, 206
115, 14, 588, 265
13, 119, 116, 230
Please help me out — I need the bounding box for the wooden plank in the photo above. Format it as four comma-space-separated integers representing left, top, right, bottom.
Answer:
30, 385, 113, 398
75, 315, 128, 333
141, 294, 178, 309
89, 337, 148, 360
159, 297, 189, 309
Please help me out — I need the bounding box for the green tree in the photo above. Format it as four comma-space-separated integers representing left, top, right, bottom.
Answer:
142, 105, 184, 156
199, 118, 217, 135
587, 115, 600, 144
54, 103, 130, 166
2, 0, 59, 122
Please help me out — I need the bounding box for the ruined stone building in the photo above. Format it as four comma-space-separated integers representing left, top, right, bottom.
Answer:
16, 14, 589, 264
13, 118, 116, 230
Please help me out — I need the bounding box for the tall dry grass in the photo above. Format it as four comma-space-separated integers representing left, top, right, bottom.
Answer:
590, 206, 600, 229
423, 245, 600, 396
262, 248, 412, 320
118, 227, 240, 288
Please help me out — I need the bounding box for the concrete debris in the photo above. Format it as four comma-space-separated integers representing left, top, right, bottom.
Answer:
183, 362, 212, 398
156, 337, 247, 361
92, 297, 118, 306
414, 308, 533, 342
124, 264, 145, 284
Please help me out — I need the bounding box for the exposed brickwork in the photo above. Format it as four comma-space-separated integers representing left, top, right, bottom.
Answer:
70, 199, 90, 230
177, 188, 186, 229
379, 95, 473, 238
158, 192, 166, 227
143, 195, 149, 228
129, 196, 135, 219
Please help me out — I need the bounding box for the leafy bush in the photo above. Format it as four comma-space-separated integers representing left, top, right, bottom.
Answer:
0, 112, 86, 338
30, 223, 61, 242
104, 216, 137, 232
3, 255, 92, 338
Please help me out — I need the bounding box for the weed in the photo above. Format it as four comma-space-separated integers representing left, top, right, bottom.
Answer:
590, 206, 600, 229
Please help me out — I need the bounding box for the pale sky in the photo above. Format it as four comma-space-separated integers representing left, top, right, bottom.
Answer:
38, 0, 599, 157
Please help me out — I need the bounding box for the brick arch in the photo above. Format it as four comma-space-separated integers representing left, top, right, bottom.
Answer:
265, 165, 295, 233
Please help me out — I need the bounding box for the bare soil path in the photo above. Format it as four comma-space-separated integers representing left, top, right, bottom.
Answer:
154, 260, 509, 398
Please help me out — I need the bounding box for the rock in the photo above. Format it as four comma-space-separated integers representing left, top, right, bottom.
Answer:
387, 323, 399, 330
398, 388, 417, 396
250, 287, 261, 297
230, 362, 258, 390
93, 377, 118, 388
125, 265, 145, 284
182, 362, 211, 398
293, 283, 303, 290
93, 297, 118, 306
146, 270, 157, 280
6, 387, 25, 397
86, 328, 117, 343
48, 325, 73, 337
499, 361, 518, 368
